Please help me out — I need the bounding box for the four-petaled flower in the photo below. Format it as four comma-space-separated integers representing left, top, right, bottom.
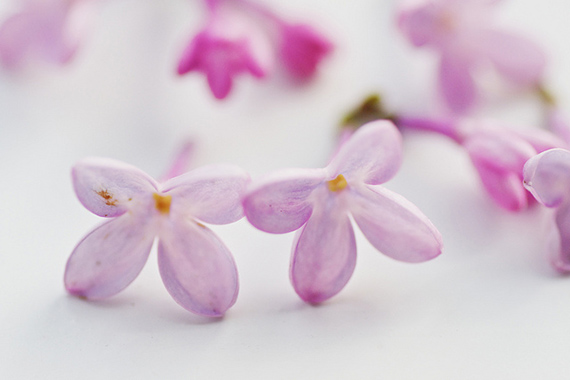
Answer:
524, 148, 570, 272
242, 121, 443, 303
0, 0, 98, 69
65, 158, 249, 316
398, 0, 546, 113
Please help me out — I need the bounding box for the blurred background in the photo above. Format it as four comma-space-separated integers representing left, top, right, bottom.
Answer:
2, 0, 570, 378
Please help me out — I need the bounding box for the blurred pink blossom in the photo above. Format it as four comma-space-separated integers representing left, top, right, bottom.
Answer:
398, 0, 546, 113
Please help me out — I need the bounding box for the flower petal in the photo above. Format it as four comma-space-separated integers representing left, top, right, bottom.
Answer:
243, 168, 327, 233
157, 218, 239, 316
290, 194, 356, 303
72, 157, 158, 218
550, 203, 570, 272
474, 165, 528, 211
439, 51, 476, 113
523, 148, 570, 208
350, 184, 442, 263
479, 29, 546, 85
64, 214, 156, 299
162, 164, 249, 225
326, 120, 403, 185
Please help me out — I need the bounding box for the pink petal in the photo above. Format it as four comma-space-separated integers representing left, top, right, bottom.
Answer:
290, 195, 356, 303
160, 140, 195, 182
162, 164, 249, 225
64, 214, 156, 299
523, 148, 570, 208
207, 66, 233, 99
349, 184, 443, 263
72, 157, 158, 218
157, 217, 239, 316
479, 29, 546, 85
551, 203, 570, 272
439, 51, 476, 113
473, 165, 528, 211
243, 168, 327, 233
326, 120, 403, 185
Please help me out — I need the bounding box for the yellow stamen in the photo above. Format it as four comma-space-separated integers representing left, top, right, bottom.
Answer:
153, 193, 172, 214
327, 174, 348, 192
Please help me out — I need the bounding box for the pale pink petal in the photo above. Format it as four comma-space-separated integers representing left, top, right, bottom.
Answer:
439, 51, 476, 113
64, 214, 156, 299
474, 165, 528, 211
523, 148, 570, 208
157, 217, 239, 317
72, 157, 158, 218
349, 184, 442, 263
243, 168, 327, 233
479, 29, 546, 85
160, 140, 195, 182
290, 195, 356, 303
515, 128, 565, 154
550, 203, 570, 272
162, 164, 249, 225
326, 120, 402, 185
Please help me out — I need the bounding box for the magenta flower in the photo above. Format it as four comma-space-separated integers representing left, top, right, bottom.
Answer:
279, 23, 333, 79
0, 0, 97, 69
65, 158, 249, 316
242, 121, 443, 303
524, 149, 570, 272
177, 10, 272, 99
462, 125, 563, 211
398, 0, 546, 113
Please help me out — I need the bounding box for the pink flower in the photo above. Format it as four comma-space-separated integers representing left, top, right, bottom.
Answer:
65, 158, 249, 317
0, 0, 97, 69
242, 121, 443, 303
524, 148, 570, 272
461, 125, 563, 211
398, 0, 546, 113
279, 23, 333, 79
177, 10, 272, 99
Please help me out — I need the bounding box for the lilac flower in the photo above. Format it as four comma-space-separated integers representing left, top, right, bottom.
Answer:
177, 11, 272, 99
279, 23, 333, 79
461, 125, 563, 211
524, 149, 570, 272
242, 121, 443, 303
0, 0, 97, 69
65, 158, 249, 316
398, 0, 546, 113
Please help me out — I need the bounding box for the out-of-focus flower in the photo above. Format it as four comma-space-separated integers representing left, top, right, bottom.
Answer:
279, 23, 333, 79
0, 0, 98, 69
398, 0, 546, 113
65, 157, 249, 317
524, 148, 570, 271
177, 12, 272, 99
177, 0, 332, 99
243, 121, 443, 303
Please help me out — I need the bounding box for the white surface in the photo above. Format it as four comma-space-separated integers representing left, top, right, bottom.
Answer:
2, 0, 570, 378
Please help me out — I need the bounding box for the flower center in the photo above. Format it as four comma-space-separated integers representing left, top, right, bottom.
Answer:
327, 174, 348, 192
153, 193, 172, 214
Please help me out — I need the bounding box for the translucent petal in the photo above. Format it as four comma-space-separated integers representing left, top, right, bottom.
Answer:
523, 148, 570, 208
290, 194, 356, 303
72, 157, 158, 218
326, 120, 402, 185
64, 214, 156, 299
157, 218, 239, 316
162, 164, 249, 225
350, 184, 443, 263
243, 168, 327, 233
550, 203, 570, 272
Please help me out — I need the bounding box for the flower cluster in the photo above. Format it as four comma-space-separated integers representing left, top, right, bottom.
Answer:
67, 121, 443, 316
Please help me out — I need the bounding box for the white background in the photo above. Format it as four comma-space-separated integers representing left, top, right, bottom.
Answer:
2, 0, 570, 378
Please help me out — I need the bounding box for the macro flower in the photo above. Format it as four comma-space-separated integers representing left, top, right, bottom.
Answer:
177, 10, 272, 99
524, 148, 570, 271
177, 0, 332, 99
0, 0, 98, 69
279, 23, 333, 79
65, 158, 249, 316
242, 121, 443, 303
398, 0, 546, 113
